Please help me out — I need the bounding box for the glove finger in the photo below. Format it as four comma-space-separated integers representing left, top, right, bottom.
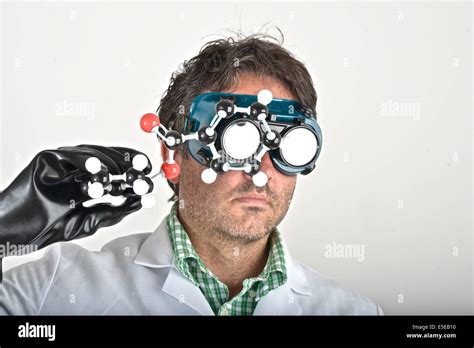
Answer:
56, 146, 122, 174
42, 195, 143, 244
75, 145, 152, 174
74, 195, 143, 237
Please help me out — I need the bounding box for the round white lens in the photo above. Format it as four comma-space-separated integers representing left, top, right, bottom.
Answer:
222, 121, 260, 160
280, 127, 318, 166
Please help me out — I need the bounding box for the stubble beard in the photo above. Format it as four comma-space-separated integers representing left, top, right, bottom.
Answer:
178, 179, 295, 244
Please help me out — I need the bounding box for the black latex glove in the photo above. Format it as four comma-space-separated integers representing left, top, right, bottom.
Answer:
0, 144, 152, 254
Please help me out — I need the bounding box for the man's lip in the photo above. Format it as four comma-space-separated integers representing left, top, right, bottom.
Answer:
232, 195, 269, 205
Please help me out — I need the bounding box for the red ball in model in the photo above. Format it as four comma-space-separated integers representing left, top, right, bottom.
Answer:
140, 113, 160, 133
161, 162, 180, 180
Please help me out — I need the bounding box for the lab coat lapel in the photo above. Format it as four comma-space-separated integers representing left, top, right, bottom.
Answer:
253, 283, 303, 315
133, 217, 174, 268
162, 267, 214, 315
254, 244, 311, 315
134, 217, 214, 315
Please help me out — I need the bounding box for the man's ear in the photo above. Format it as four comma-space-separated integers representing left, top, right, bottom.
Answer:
160, 142, 182, 184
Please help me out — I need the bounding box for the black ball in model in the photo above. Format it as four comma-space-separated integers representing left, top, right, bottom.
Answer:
109, 183, 124, 196
164, 130, 183, 150
263, 131, 282, 150
250, 102, 268, 120
125, 168, 145, 185
210, 158, 226, 174
79, 182, 89, 196
198, 126, 217, 144
216, 99, 235, 118
90, 169, 110, 186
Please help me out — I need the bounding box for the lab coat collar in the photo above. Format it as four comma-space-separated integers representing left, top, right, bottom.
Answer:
134, 217, 175, 268
134, 218, 214, 314
133, 216, 312, 315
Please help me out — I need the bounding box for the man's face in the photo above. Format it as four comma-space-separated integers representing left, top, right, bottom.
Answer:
170, 74, 297, 243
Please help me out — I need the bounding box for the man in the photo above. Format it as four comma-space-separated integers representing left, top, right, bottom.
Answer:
0, 34, 383, 315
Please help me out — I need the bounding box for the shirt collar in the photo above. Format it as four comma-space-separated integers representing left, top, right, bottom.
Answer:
167, 202, 287, 282
166, 203, 209, 277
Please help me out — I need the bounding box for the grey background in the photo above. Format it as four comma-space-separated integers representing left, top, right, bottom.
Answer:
1, 1, 472, 315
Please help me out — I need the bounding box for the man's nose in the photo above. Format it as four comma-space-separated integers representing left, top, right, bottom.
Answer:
259, 152, 276, 181
240, 152, 275, 184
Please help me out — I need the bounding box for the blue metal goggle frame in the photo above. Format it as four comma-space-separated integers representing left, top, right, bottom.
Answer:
184, 91, 323, 176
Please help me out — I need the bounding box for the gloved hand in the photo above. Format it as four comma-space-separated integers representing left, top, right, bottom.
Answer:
0, 145, 152, 255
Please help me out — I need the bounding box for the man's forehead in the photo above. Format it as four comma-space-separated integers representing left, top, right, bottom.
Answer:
224, 74, 297, 100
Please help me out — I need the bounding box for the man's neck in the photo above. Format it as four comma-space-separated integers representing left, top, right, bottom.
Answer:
177, 210, 272, 299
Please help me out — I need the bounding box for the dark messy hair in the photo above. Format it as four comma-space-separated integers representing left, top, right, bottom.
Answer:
156, 30, 318, 201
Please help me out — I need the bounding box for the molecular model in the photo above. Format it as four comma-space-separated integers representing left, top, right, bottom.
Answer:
140, 89, 278, 188
80, 154, 155, 208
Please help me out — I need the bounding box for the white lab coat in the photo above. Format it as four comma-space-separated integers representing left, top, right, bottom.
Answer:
1, 217, 383, 315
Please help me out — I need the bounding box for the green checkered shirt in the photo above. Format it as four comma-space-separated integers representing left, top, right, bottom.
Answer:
166, 203, 287, 316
